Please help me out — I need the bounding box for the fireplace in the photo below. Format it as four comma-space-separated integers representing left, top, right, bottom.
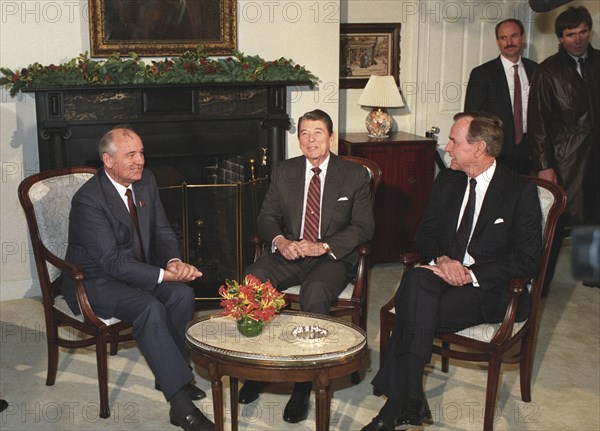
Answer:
26, 82, 308, 302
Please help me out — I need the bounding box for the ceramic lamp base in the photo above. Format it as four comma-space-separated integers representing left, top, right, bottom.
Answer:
365, 108, 392, 138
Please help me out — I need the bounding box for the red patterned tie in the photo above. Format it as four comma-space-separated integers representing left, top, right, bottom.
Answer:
125, 189, 146, 262
302, 167, 321, 242
513, 64, 523, 145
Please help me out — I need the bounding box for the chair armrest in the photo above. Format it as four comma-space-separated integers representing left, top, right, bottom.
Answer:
356, 242, 370, 256
44, 249, 106, 327
380, 252, 421, 311
400, 252, 421, 268
350, 242, 371, 300
250, 233, 266, 262
490, 277, 529, 344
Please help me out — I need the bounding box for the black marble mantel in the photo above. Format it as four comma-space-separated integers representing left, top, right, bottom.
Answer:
25, 81, 310, 183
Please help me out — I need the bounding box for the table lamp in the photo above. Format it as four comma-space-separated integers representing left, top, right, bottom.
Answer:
357, 75, 404, 138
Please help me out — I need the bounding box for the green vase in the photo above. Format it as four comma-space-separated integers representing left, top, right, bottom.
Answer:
236, 317, 264, 337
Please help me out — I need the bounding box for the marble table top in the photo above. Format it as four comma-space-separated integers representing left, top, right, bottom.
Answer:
186, 311, 366, 366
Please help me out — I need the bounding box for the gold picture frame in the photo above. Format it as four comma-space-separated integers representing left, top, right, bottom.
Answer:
340, 23, 401, 89
89, 0, 237, 57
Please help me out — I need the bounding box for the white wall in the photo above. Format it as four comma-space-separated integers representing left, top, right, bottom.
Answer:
0, 1, 340, 299
342, 0, 599, 136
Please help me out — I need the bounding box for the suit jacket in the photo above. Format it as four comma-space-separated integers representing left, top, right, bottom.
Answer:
257, 153, 375, 267
416, 164, 542, 321
528, 45, 600, 225
61, 168, 180, 318
465, 56, 537, 163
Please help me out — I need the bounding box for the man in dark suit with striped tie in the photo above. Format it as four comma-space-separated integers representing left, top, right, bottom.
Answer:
237, 109, 375, 423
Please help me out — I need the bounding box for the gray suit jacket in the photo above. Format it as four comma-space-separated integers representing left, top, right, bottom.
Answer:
257, 153, 375, 267
62, 168, 180, 318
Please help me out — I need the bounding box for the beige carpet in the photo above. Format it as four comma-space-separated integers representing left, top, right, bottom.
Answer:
0, 243, 598, 430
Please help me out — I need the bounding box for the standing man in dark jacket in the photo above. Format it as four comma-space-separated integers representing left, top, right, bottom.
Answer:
528, 5, 600, 226
465, 19, 537, 174
528, 5, 600, 290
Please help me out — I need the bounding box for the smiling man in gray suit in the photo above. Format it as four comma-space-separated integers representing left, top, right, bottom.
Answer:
61, 126, 214, 431
238, 109, 375, 423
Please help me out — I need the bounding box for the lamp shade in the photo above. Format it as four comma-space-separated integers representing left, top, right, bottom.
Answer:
357, 75, 404, 108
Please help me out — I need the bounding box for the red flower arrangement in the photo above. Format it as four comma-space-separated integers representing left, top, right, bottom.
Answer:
219, 274, 286, 323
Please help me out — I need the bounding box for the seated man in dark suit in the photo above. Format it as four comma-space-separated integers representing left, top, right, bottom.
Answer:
362, 112, 542, 431
61, 126, 214, 431
238, 109, 375, 423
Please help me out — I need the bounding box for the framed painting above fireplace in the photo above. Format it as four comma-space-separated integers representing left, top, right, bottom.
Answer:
89, 0, 237, 57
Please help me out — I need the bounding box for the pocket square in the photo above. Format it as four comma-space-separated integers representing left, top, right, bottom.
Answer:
337, 197, 349, 201
494, 218, 504, 224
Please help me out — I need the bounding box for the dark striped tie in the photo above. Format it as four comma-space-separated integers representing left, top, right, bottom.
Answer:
125, 188, 146, 262
302, 167, 321, 243
578, 57, 586, 79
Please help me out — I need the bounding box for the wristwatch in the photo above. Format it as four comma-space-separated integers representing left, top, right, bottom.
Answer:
322, 242, 331, 253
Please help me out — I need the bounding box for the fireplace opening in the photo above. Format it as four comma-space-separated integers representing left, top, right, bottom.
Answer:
154, 155, 268, 306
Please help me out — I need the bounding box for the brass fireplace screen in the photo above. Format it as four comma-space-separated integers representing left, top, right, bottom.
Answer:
159, 178, 268, 302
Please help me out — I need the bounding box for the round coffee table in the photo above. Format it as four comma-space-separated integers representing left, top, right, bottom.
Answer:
186, 311, 367, 431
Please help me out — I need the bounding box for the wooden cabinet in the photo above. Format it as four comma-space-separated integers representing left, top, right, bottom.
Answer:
339, 132, 437, 263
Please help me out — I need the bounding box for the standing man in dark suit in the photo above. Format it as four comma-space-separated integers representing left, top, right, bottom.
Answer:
362, 112, 542, 431
238, 109, 375, 423
465, 19, 537, 174
61, 126, 214, 431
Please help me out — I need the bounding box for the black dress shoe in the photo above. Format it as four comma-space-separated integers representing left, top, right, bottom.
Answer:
283, 383, 311, 423
184, 384, 207, 401
400, 395, 433, 426
360, 417, 395, 431
169, 407, 215, 431
0, 399, 8, 413
156, 382, 206, 401
238, 380, 268, 404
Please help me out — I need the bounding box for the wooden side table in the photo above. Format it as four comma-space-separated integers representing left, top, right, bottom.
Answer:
186, 311, 367, 431
339, 132, 437, 262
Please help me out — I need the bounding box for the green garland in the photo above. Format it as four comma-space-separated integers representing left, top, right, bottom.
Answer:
0, 48, 319, 97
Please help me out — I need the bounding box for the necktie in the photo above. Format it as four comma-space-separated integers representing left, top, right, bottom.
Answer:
577, 57, 586, 79
302, 167, 321, 243
125, 188, 146, 262
513, 64, 523, 145
450, 178, 477, 263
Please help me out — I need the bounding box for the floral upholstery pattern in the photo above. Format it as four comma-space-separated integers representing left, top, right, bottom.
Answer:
29, 173, 94, 283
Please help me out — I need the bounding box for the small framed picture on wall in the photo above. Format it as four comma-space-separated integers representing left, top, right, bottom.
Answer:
340, 23, 401, 89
